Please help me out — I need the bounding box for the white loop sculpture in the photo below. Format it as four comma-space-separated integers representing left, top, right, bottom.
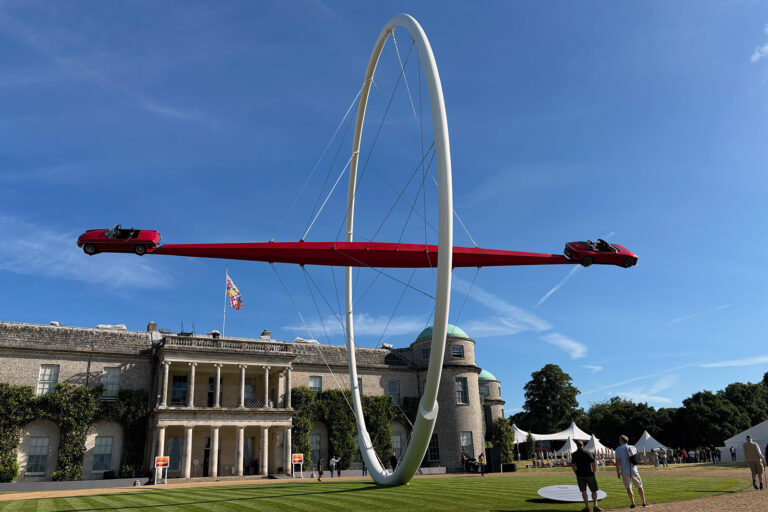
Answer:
344, 13, 453, 486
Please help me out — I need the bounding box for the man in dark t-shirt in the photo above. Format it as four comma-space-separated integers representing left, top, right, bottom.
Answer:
571, 440, 602, 512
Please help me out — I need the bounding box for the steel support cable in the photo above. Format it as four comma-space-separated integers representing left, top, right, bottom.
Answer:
302, 266, 347, 335
429, 174, 479, 248
453, 266, 480, 327
301, 152, 357, 241
374, 267, 418, 348
335, 41, 416, 243
335, 249, 435, 300
273, 84, 365, 242
369, 141, 437, 242
391, 31, 419, 123
303, 103, 359, 240
270, 263, 355, 415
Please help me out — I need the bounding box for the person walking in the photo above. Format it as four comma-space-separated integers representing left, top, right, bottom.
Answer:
730, 445, 736, 462
478, 453, 486, 476
461, 452, 467, 474
329, 456, 337, 477
615, 434, 650, 508
743, 435, 766, 490
317, 456, 324, 482
337, 457, 342, 477
571, 440, 602, 512
362, 460, 367, 477
660, 448, 668, 468
390, 452, 398, 471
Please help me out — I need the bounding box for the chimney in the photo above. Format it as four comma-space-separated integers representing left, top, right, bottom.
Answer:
260, 329, 271, 340
147, 321, 157, 332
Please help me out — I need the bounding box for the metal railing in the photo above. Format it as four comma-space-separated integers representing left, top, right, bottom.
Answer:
164, 336, 292, 353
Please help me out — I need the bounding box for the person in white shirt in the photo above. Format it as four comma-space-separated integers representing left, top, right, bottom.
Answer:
329, 456, 337, 477
615, 434, 650, 508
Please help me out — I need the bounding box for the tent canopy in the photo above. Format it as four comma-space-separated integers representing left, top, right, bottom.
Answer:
512, 421, 591, 443
556, 436, 577, 455
585, 434, 609, 453
634, 430, 668, 452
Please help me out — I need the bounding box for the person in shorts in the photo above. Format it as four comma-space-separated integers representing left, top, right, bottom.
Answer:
571, 440, 602, 512
615, 435, 650, 508
743, 435, 765, 490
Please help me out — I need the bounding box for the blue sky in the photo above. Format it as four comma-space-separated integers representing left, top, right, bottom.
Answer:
2, 1, 768, 417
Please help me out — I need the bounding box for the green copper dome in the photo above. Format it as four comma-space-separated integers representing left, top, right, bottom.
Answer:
478, 369, 498, 381
415, 324, 470, 342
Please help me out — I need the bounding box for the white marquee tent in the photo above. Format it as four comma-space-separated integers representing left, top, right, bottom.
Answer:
585, 434, 613, 457
512, 421, 592, 443
634, 430, 668, 453
555, 436, 577, 456
723, 419, 768, 462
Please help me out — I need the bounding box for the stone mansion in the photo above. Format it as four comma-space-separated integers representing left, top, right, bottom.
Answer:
0, 320, 505, 481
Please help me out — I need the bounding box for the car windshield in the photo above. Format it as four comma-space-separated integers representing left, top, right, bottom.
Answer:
106, 225, 120, 239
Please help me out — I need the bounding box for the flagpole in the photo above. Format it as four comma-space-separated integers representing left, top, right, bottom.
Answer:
222, 268, 228, 337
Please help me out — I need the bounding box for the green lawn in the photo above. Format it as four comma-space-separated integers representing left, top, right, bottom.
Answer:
0, 474, 748, 512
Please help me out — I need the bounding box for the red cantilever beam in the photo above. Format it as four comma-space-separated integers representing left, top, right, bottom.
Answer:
150, 241, 574, 268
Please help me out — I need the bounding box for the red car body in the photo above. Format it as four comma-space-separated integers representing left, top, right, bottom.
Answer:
77, 225, 161, 256
564, 239, 638, 268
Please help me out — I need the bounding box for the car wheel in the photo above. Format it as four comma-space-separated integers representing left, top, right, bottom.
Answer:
581, 256, 593, 267
623, 257, 636, 268
134, 245, 147, 256
83, 244, 97, 256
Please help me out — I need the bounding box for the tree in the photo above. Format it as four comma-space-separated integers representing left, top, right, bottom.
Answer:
720, 382, 768, 427
587, 397, 661, 447
522, 364, 580, 433
491, 417, 515, 463
679, 391, 751, 447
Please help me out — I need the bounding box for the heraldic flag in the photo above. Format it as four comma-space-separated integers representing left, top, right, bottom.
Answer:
226, 273, 243, 310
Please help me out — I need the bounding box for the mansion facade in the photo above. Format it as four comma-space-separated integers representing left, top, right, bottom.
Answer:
0, 320, 505, 481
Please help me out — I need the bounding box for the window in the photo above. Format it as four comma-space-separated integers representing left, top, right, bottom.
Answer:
392, 434, 402, 460
102, 367, 120, 399
309, 376, 322, 394
388, 380, 400, 405
36, 365, 59, 395
169, 437, 182, 471
244, 437, 253, 470
451, 345, 464, 358
207, 376, 223, 407
92, 436, 113, 471
171, 376, 188, 405
460, 431, 474, 458
245, 378, 257, 401
310, 434, 321, 465
421, 347, 430, 360
428, 434, 440, 462
357, 378, 363, 396
26, 437, 49, 475
456, 377, 469, 404
479, 385, 489, 397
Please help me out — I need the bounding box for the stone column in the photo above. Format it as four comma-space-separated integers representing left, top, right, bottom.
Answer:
239, 365, 247, 408
160, 361, 170, 407
263, 366, 270, 407
236, 426, 245, 476
156, 426, 166, 458
260, 426, 269, 475
285, 367, 292, 408
187, 362, 197, 408
183, 426, 193, 479
210, 426, 220, 478
213, 364, 222, 408
284, 427, 292, 475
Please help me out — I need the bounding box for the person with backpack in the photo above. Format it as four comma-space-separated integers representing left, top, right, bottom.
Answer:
571, 440, 602, 512
615, 434, 650, 508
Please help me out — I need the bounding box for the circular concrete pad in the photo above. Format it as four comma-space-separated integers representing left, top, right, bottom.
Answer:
537, 484, 607, 502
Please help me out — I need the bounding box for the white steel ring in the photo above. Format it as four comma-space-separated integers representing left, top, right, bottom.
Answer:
344, 13, 453, 486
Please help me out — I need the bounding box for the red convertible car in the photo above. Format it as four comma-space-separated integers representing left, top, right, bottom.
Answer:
564, 239, 638, 268
77, 225, 161, 256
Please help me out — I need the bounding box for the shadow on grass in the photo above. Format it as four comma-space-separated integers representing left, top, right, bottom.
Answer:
490, 499, 581, 512
44, 483, 382, 512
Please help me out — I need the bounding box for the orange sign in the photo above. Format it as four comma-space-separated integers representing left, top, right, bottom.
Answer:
292, 453, 304, 464
155, 456, 170, 468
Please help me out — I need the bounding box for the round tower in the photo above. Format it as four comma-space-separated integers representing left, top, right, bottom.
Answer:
478, 369, 506, 440
411, 324, 483, 470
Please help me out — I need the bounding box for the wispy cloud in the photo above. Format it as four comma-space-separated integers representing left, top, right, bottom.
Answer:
284, 312, 429, 341
454, 277, 551, 332
751, 44, 768, 63
666, 304, 731, 326
616, 374, 679, 404
584, 365, 603, 373
535, 266, 581, 308
0, 214, 171, 289
0, 162, 90, 184
0, 10, 215, 125
701, 355, 768, 368
582, 364, 694, 396
542, 332, 587, 359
